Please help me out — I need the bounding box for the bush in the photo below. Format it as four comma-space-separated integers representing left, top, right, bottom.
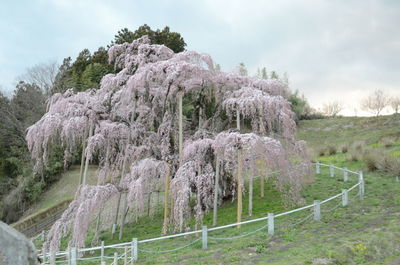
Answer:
318, 149, 325, 157
327, 145, 337, 155
363, 151, 383, 172
341, 145, 349, 153
348, 141, 366, 162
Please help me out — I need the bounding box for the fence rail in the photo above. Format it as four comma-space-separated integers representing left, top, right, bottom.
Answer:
40, 162, 365, 264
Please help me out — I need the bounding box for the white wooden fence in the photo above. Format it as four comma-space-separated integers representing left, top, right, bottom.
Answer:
40, 162, 365, 264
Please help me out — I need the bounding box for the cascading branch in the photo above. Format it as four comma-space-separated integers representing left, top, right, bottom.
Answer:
26, 35, 312, 254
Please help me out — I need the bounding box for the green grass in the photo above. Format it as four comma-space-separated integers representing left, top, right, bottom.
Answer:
36, 115, 400, 264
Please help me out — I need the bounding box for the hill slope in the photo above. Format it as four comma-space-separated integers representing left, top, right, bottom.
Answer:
33, 115, 400, 264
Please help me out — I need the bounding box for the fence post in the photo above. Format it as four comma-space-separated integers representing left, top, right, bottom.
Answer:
67, 245, 71, 265
316, 161, 320, 174
343, 168, 348, 182
342, 189, 348, 206
42, 246, 47, 264
114, 252, 118, 264
124, 245, 128, 265
202, 225, 208, 250
131, 238, 138, 263
396, 176, 399, 182
71, 247, 77, 265
313, 200, 321, 221
329, 165, 334, 177
359, 171, 364, 199
100, 240, 104, 264
268, 213, 274, 236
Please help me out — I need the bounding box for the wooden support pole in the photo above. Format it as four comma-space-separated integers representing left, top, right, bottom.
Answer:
236, 108, 241, 131
212, 156, 220, 226
114, 252, 118, 264
79, 125, 89, 185
237, 148, 243, 228
316, 161, 320, 174
248, 172, 253, 216
178, 92, 183, 165
119, 192, 128, 240
199, 107, 203, 128
260, 161, 265, 198
112, 193, 121, 239
162, 165, 171, 235
82, 121, 94, 185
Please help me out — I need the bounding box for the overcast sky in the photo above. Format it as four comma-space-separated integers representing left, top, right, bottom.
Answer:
1, 0, 399, 115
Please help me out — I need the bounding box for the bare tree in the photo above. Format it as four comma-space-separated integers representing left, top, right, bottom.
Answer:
361, 89, 389, 116
19, 61, 58, 96
391, 96, 400, 114
322, 101, 343, 117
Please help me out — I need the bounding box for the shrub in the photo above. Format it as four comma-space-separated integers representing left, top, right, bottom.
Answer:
388, 157, 400, 176
327, 145, 337, 155
363, 151, 383, 172
348, 141, 366, 162
341, 144, 349, 153
318, 149, 325, 157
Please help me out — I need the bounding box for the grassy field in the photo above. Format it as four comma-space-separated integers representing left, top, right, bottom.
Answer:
35, 115, 400, 264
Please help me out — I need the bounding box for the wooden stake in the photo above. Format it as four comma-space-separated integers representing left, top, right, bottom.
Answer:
236, 108, 241, 131
119, 192, 128, 240
178, 92, 183, 165
260, 161, 265, 198
248, 172, 253, 216
162, 164, 171, 235
212, 156, 220, 226
237, 148, 243, 228
82, 121, 93, 185
79, 125, 89, 185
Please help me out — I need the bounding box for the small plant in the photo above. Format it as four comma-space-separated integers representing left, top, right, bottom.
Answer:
351, 243, 367, 263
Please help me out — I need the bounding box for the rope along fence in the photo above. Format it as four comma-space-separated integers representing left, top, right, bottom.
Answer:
40, 162, 365, 264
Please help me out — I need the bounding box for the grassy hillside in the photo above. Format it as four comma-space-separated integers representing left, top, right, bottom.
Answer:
34, 115, 400, 264
21, 165, 98, 219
